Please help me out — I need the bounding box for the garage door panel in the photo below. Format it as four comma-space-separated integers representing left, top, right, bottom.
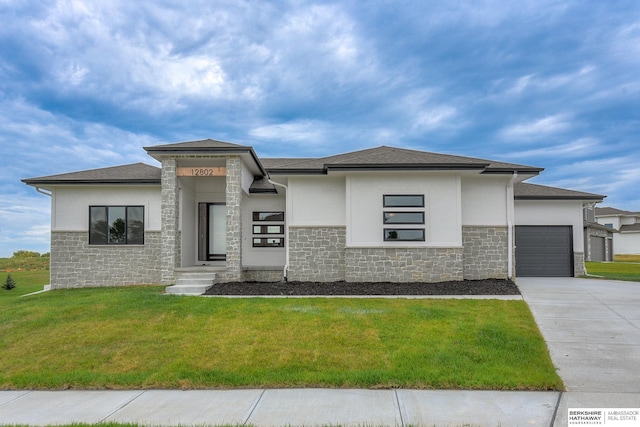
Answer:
516, 226, 573, 277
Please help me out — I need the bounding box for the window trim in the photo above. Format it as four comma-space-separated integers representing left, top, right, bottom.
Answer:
89, 205, 145, 245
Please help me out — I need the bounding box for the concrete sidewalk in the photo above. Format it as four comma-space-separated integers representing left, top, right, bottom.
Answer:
0, 389, 561, 426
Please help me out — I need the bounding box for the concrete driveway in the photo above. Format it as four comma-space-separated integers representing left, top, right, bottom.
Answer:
517, 277, 640, 424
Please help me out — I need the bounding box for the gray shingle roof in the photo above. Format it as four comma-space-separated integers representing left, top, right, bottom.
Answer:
22, 163, 161, 185
595, 207, 640, 216
514, 182, 605, 200
143, 138, 252, 152
620, 223, 640, 232
584, 221, 617, 233
264, 146, 543, 174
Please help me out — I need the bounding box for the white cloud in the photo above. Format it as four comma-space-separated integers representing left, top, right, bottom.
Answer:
250, 120, 330, 145
504, 138, 601, 159
499, 114, 573, 140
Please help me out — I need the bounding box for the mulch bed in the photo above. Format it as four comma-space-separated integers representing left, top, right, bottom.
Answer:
204, 279, 520, 296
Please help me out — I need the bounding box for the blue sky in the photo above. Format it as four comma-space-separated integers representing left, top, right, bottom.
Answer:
1, 0, 639, 257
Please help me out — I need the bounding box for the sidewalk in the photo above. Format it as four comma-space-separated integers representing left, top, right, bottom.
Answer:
0, 388, 562, 426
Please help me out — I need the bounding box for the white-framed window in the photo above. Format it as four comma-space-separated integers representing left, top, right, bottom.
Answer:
382, 195, 426, 242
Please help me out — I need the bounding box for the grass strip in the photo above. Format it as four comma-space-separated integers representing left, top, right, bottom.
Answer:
0, 286, 562, 391
585, 261, 640, 281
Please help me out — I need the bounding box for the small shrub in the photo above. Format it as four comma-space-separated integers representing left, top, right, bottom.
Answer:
2, 273, 16, 290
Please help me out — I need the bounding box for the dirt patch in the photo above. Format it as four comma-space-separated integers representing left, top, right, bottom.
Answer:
204, 279, 520, 296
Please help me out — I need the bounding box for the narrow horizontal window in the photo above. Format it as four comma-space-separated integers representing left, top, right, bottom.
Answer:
253, 225, 284, 234
384, 228, 425, 242
383, 195, 424, 207
253, 237, 284, 247
383, 212, 425, 224
253, 211, 285, 221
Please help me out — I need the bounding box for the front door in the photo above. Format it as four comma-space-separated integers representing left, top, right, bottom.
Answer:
198, 203, 226, 261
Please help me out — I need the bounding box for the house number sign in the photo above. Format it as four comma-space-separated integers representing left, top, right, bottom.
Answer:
177, 167, 227, 177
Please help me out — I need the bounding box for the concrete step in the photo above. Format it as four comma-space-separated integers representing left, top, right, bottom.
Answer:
165, 284, 212, 296
165, 271, 216, 296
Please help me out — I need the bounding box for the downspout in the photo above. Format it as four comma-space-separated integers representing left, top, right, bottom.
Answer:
507, 173, 517, 279
268, 178, 289, 280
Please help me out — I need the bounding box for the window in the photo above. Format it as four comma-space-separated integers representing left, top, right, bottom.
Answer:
253, 212, 285, 221
383, 212, 424, 224
382, 194, 426, 242
384, 229, 425, 241
253, 225, 285, 234
253, 237, 284, 247
252, 211, 285, 248
89, 206, 144, 245
604, 223, 613, 228
383, 195, 424, 207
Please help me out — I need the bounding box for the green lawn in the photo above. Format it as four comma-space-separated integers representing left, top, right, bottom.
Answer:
0, 285, 562, 391
585, 261, 640, 281
0, 271, 49, 297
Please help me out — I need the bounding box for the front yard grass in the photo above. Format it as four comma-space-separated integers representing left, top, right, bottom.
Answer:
585, 261, 640, 281
0, 286, 562, 391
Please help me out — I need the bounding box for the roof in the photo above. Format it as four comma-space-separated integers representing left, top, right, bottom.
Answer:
584, 220, 617, 233
264, 146, 543, 175
143, 138, 253, 152
22, 163, 161, 186
620, 223, 640, 232
144, 139, 266, 176
595, 207, 640, 217
514, 182, 605, 201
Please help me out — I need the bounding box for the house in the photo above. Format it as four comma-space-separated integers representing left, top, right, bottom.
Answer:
583, 204, 615, 262
22, 139, 605, 291
595, 207, 640, 255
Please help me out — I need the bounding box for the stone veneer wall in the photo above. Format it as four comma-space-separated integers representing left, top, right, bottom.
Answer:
242, 269, 284, 282
462, 226, 509, 280
574, 252, 585, 277
219, 157, 243, 282
50, 231, 162, 288
288, 227, 346, 282
345, 247, 464, 282
160, 158, 179, 284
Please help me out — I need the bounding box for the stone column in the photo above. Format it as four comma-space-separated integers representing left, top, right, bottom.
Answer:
225, 157, 242, 281
160, 158, 179, 284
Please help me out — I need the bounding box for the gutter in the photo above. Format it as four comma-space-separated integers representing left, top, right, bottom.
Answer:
507, 173, 517, 279
268, 178, 289, 280
36, 187, 52, 197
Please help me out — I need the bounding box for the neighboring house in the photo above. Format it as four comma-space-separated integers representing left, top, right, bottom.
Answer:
595, 207, 640, 255
22, 139, 605, 290
583, 204, 615, 262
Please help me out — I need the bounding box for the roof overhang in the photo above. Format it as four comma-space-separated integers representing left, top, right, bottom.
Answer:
144, 144, 266, 177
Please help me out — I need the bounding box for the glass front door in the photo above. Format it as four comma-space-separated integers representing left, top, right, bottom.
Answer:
198, 203, 226, 261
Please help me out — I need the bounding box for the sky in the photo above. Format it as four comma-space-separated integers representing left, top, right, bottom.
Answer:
0, 0, 639, 257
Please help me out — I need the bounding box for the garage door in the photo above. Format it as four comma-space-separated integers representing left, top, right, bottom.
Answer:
590, 236, 606, 262
515, 226, 573, 277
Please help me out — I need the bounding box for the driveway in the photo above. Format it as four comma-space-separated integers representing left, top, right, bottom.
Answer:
518, 277, 640, 393
518, 277, 640, 425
